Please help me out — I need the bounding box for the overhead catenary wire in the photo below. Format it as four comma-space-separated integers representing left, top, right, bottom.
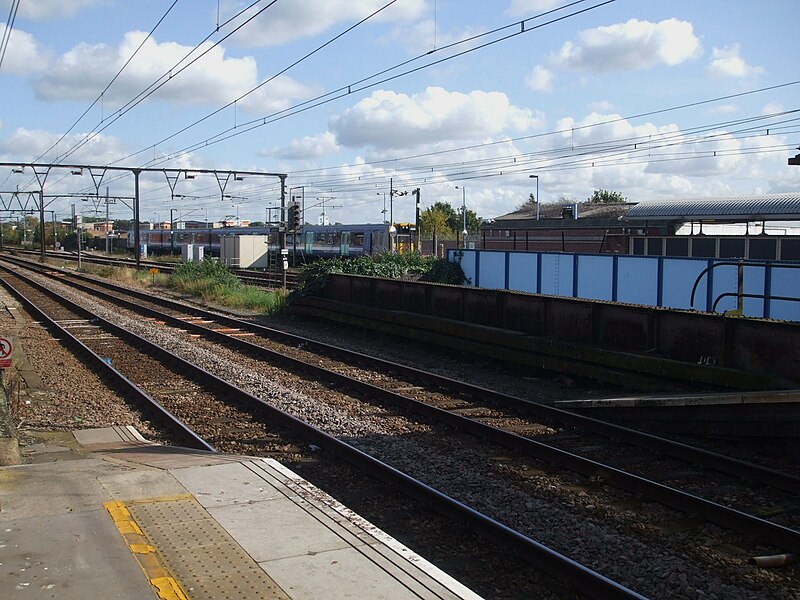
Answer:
0, 0, 21, 72
51, 0, 279, 164
10, 2, 797, 221
67, 100, 800, 213
151, 108, 798, 200
31, 0, 184, 164
127, 0, 616, 169
109, 0, 405, 167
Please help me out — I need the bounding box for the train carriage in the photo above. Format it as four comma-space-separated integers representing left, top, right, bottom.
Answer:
129, 223, 411, 261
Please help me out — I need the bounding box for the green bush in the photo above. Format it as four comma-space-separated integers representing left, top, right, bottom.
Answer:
293, 252, 467, 298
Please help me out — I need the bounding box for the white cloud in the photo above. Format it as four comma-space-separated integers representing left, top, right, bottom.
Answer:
0, 127, 126, 164
329, 86, 544, 150
525, 65, 553, 92
0, 26, 49, 75
222, 0, 427, 47
587, 100, 614, 112
707, 44, 764, 79
31, 31, 317, 113
263, 132, 340, 160
707, 104, 738, 115
383, 19, 483, 55
505, 0, 562, 17
552, 18, 702, 73
0, 0, 105, 20
762, 102, 784, 116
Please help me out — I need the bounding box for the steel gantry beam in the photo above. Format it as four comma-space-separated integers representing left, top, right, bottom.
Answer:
1, 163, 287, 270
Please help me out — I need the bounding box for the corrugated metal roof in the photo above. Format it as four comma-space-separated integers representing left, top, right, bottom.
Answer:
627, 193, 800, 220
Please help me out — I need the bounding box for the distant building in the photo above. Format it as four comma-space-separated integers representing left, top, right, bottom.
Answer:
481, 193, 800, 261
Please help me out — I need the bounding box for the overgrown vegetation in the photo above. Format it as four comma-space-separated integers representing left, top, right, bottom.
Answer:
294, 252, 467, 297
83, 259, 285, 314
168, 259, 286, 313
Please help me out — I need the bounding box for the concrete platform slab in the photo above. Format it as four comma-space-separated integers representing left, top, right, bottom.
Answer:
1, 427, 483, 600
0, 459, 131, 520
171, 461, 289, 507
0, 509, 158, 599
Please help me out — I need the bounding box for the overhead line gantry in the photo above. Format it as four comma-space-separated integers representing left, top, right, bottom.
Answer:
0, 163, 287, 271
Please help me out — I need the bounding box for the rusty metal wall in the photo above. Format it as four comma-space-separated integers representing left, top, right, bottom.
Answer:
321, 274, 800, 381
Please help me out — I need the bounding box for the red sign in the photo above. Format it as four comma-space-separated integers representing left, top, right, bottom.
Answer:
0, 337, 13, 368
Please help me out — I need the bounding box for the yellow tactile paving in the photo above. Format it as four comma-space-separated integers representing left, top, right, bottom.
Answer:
104, 494, 289, 600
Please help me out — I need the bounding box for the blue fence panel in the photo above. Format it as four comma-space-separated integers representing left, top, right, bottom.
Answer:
704, 264, 769, 318
449, 249, 800, 321
662, 258, 709, 310
455, 249, 478, 285
576, 255, 613, 300
617, 256, 659, 306
768, 264, 800, 321
711, 264, 740, 313
478, 251, 507, 289
508, 252, 538, 293
540, 253, 574, 296
743, 267, 767, 317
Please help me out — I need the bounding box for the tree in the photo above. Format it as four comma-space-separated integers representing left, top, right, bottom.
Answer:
588, 189, 627, 204
463, 209, 482, 234
515, 193, 537, 211
419, 204, 452, 254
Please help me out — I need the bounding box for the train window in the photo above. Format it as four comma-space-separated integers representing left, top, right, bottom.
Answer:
305, 231, 315, 253
691, 238, 716, 258
719, 238, 745, 258
780, 239, 800, 260
352, 233, 364, 248
632, 237, 645, 255
646, 237, 663, 256
665, 237, 689, 257
749, 238, 777, 260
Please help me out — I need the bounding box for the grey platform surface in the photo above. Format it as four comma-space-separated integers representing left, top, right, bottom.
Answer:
0, 426, 482, 600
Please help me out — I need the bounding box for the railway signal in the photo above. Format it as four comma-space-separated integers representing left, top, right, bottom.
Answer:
287, 203, 301, 232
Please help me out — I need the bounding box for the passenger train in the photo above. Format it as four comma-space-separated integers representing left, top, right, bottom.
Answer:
129, 222, 417, 261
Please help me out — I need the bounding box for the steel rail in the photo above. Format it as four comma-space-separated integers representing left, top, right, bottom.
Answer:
0, 269, 215, 453
12, 257, 800, 554
0, 259, 645, 600
15, 248, 297, 289
22, 254, 799, 495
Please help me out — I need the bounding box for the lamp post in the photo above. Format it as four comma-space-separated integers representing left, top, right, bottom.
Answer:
529, 175, 540, 220
377, 192, 387, 223
455, 185, 467, 248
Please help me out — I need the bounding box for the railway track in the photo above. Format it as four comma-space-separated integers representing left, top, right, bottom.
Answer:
7, 248, 300, 289
0, 259, 646, 599
3, 256, 799, 598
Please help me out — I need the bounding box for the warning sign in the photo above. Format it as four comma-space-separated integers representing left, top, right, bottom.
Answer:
0, 337, 13, 368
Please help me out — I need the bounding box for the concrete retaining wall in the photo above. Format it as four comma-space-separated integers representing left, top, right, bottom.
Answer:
319, 274, 800, 383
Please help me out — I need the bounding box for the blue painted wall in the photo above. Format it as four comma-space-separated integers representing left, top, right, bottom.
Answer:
449, 249, 800, 321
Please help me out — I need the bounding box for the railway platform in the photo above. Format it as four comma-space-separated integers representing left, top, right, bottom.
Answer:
0, 426, 481, 600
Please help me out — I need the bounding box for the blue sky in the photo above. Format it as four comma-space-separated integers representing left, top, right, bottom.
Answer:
1, 0, 798, 226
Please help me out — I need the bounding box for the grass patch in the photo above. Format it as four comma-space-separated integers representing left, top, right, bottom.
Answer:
165, 258, 286, 314
78, 258, 285, 314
